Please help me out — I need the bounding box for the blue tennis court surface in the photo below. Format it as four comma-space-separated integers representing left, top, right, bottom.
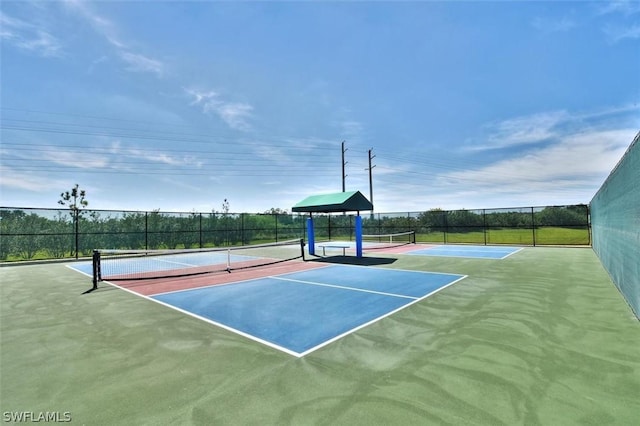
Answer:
70, 252, 260, 277
408, 245, 522, 259
151, 265, 466, 357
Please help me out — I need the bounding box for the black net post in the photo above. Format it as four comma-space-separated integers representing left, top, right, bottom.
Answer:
92, 250, 101, 290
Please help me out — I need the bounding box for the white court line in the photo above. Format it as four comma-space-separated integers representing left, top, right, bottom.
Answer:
149, 264, 336, 297
92, 278, 302, 357
69, 262, 468, 358
500, 247, 525, 259
150, 257, 203, 268
270, 276, 419, 300
148, 252, 233, 268
408, 246, 523, 260
107, 252, 254, 273
296, 274, 468, 357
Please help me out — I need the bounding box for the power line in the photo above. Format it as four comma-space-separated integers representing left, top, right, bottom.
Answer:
2, 166, 339, 176
2, 146, 338, 165
0, 124, 342, 151
1, 108, 596, 190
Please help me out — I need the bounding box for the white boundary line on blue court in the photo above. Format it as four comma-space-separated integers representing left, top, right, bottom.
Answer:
408, 245, 525, 260
151, 257, 207, 268
148, 294, 303, 357
71, 266, 305, 357
67, 262, 468, 358
148, 264, 336, 297
270, 276, 419, 300
64, 261, 306, 356
319, 262, 467, 277
296, 273, 468, 357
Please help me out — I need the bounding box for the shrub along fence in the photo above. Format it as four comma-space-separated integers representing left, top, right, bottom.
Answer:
0, 204, 590, 261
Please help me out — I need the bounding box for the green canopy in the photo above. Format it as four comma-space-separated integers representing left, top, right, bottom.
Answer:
292, 191, 373, 213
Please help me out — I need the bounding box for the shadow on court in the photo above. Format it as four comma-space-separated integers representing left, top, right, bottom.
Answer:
310, 255, 398, 266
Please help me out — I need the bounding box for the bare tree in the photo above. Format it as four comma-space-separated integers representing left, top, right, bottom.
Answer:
58, 184, 88, 258
59, 184, 88, 215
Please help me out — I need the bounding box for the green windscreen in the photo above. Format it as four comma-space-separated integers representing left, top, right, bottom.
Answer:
590, 132, 640, 319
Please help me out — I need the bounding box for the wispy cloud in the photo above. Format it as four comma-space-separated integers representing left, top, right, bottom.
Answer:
594, 0, 640, 43
468, 105, 640, 152
63, 0, 122, 46
124, 147, 203, 168
603, 23, 640, 42
454, 129, 631, 183
215, 103, 254, 131
186, 89, 254, 131
48, 150, 109, 169
371, 143, 629, 211
370, 105, 638, 211
0, 11, 63, 57
469, 111, 569, 151
596, 0, 640, 16
118, 51, 164, 75
0, 165, 68, 192
5, 143, 110, 169
2, 137, 203, 179
63, 0, 164, 77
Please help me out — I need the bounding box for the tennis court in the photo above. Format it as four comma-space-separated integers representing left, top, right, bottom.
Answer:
69, 241, 466, 356
408, 245, 523, 259
2, 245, 639, 424
151, 265, 465, 356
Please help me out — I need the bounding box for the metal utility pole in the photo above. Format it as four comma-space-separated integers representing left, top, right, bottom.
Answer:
367, 149, 376, 210
341, 141, 348, 192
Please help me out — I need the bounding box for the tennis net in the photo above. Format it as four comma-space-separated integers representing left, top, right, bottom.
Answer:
92, 239, 305, 285
361, 231, 416, 249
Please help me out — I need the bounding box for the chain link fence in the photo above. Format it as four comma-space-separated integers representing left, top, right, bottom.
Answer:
0, 204, 589, 262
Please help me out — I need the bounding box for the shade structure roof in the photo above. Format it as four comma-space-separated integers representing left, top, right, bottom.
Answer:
292, 190, 373, 213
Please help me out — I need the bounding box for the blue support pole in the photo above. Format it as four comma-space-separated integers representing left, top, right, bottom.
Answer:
307, 216, 315, 255
355, 214, 363, 258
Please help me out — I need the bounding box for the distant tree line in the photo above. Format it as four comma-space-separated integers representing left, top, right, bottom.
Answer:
0, 209, 305, 261
415, 205, 589, 232
0, 204, 589, 261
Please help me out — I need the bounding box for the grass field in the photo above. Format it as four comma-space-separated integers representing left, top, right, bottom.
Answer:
1, 246, 638, 425
417, 227, 590, 246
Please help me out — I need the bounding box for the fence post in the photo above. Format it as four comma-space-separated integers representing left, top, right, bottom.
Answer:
443, 211, 448, 244
483, 209, 487, 245
145, 212, 148, 250
531, 207, 536, 247
199, 213, 203, 248
241, 213, 245, 244
75, 210, 79, 259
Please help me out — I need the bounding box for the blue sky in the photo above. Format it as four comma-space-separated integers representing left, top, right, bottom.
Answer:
1, 0, 638, 214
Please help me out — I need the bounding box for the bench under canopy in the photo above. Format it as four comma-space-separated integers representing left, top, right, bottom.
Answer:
292, 191, 374, 258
